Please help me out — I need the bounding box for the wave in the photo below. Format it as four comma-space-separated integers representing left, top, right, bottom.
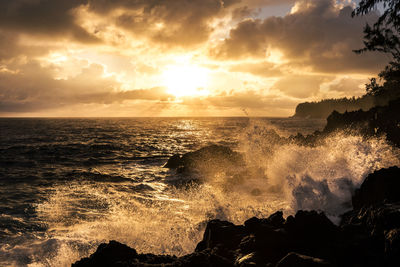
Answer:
8, 122, 400, 266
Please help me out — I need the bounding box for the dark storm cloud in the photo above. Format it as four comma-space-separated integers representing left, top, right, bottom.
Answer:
214, 0, 388, 74
0, 62, 171, 113
0, 31, 20, 60
0, 30, 57, 61
87, 0, 240, 14
0, 0, 98, 43
0, 0, 295, 48
99, 0, 240, 46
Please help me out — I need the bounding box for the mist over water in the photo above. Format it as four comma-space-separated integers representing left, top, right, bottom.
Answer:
0, 118, 399, 266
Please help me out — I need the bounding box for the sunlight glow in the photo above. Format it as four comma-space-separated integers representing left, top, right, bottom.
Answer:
48, 53, 68, 64
162, 64, 209, 97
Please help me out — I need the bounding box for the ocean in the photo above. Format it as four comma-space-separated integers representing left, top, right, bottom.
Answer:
0, 117, 399, 266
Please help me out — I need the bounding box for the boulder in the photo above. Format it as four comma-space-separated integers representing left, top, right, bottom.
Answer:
342, 203, 400, 238
164, 154, 182, 168
163, 145, 245, 174
275, 252, 333, 267
73, 166, 400, 267
352, 166, 400, 209
195, 219, 246, 252
72, 240, 138, 267
385, 228, 400, 266
179, 249, 234, 267
284, 210, 337, 239
235, 252, 257, 266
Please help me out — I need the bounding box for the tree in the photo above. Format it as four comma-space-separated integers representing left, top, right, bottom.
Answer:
353, 0, 400, 99
352, 0, 400, 61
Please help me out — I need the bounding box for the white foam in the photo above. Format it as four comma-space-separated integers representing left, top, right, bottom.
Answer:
26, 124, 399, 266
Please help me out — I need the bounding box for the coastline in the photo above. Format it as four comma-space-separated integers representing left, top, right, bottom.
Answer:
72, 99, 400, 266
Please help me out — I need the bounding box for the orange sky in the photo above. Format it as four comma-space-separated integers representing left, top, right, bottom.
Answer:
0, 0, 389, 117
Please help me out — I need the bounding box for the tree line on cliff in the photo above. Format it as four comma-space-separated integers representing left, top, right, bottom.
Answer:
294, 0, 400, 119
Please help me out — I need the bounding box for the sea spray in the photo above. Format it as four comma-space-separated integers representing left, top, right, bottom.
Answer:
21, 120, 399, 267
239, 120, 400, 220
31, 179, 288, 266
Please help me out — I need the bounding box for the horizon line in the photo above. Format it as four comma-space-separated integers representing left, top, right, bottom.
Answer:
0, 115, 302, 119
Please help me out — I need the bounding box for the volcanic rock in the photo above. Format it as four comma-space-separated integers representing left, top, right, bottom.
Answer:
164, 145, 245, 175
352, 166, 400, 209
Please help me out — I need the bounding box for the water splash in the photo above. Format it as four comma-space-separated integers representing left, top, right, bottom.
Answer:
24, 122, 400, 266
26, 180, 287, 266
239, 120, 400, 220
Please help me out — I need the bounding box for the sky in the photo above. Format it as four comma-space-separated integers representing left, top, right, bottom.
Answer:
0, 0, 390, 117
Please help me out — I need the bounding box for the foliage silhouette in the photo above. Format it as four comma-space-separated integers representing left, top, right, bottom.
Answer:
353, 0, 400, 98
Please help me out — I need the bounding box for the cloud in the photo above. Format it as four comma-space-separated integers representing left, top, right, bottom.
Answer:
213, 0, 388, 74
0, 0, 99, 43
229, 61, 283, 77
0, 0, 388, 117
327, 77, 367, 96
273, 75, 329, 98
176, 89, 299, 116
0, 61, 172, 113
86, 0, 240, 47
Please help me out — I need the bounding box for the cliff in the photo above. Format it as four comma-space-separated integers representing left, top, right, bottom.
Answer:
292, 95, 391, 119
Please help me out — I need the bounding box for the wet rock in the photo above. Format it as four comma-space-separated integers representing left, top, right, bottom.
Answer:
73, 167, 400, 267
275, 252, 333, 267
239, 235, 256, 253
290, 98, 400, 147
72, 240, 138, 267
385, 228, 400, 265
179, 249, 233, 267
340, 202, 400, 266
164, 154, 182, 168
323, 98, 400, 147
342, 203, 400, 238
163, 145, 245, 175
352, 166, 400, 209
195, 219, 246, 252
243, 211, 285, 233
284, 210, 338, 241
235, 252, 257, 266
267, 211, 285, 228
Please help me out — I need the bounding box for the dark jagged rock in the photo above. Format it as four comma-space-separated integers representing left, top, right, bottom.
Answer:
178, 249, 234, 267
341, 203, 400, 237
385, 228, 400, 264
195, 219, 246, 253
267, 211, 285, 228
324, 98, 400, 146
289, 98, 400, 147
73, 166, 400, 267
235, 252, 258, 266
163, 145, 245, 175
275, 252, 333, 267
352, 166, 400, 209
164, 154, 182, 168
72, 240, 138, 267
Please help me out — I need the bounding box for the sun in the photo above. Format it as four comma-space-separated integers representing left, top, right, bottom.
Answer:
162, 64, 209, 97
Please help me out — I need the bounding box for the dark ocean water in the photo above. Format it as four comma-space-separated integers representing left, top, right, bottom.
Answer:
0, 117, 398, 266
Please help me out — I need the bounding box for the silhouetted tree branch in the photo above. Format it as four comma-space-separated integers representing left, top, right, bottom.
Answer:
353, 0, 400, 99
353, 0, 400, 60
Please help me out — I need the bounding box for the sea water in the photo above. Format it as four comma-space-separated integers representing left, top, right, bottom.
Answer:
0, 117, 398, 266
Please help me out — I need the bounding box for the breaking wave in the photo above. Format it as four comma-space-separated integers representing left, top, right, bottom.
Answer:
1, 119, 398, 266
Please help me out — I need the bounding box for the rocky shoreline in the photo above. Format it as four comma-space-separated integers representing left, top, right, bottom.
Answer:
73, 99, 400, 266
72, 166, 400, 267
